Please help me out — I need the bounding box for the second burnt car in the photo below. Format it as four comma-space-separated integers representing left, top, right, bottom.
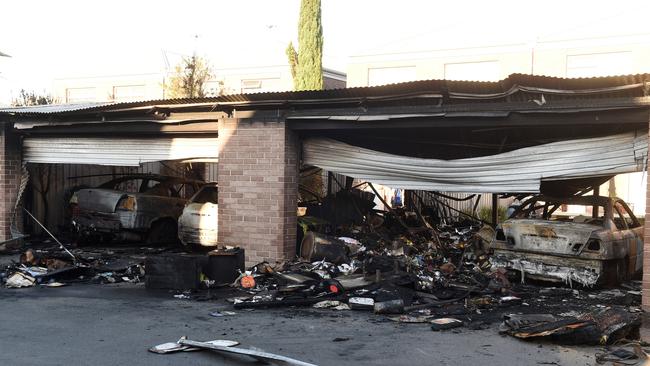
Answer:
177, 183, 219, 248
490, 195, 643, 286
71, 174, 204, 245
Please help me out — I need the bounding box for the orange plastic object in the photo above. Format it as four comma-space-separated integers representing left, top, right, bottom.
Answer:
241, 275, 256, 288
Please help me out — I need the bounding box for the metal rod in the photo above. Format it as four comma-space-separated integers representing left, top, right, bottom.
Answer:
22, 208, 76, 262
411, 190, 488, 225
428, 191, 477, 202
472, 194, 482, 215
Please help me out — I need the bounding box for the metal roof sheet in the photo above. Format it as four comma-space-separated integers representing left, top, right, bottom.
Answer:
2, 73, 649, 117
0, 102, 115, 114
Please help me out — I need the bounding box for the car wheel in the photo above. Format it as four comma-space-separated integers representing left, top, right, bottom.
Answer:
147, 219, 179, 246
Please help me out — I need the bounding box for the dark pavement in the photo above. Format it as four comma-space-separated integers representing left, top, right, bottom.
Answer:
0, 283, 599, 366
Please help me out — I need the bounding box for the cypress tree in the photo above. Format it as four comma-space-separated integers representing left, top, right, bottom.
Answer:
288, 0, 324, 91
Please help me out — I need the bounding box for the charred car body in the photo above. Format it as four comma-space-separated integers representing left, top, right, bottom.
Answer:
71, 175, 203, 244
178, 183, 218, 248
490, 195, 643, 286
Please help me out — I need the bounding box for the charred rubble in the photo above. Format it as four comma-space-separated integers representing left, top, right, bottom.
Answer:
0, 187, 644, 347
227, 189, 643, 346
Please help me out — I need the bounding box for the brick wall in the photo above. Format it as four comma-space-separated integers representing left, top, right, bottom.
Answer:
641, 126, 650, 311
0, 124, 22, 241
217, 118, 299, 266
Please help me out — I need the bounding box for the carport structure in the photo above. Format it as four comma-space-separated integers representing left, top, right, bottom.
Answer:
1, 74, 650, 307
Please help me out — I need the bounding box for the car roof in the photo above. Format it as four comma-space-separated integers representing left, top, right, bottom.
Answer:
98, 174, 205, 187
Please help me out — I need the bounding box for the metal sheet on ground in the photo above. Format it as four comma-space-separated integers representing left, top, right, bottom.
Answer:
149, 340, 239, 354
177, 337, 318, 366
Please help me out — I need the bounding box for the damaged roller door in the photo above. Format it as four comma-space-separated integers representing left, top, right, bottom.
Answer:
303, 132, 648, 193
22, 137, 219, 166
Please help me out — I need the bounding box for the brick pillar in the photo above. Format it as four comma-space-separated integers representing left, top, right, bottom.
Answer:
217, 118, 299, 266
0, 123, 22, 241
644, 125, 650, 310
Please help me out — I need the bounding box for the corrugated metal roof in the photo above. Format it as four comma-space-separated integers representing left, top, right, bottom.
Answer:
0, 102, 115, 115
2, 73, 649, 117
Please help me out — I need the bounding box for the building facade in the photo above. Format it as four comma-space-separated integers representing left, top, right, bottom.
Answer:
347, 32, 650, 215
52, 66, 346, 103
348, 33, 650, 86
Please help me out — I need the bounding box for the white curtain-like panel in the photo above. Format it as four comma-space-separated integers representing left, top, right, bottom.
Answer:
23, 137, 219, 166
303, 132, 648, 193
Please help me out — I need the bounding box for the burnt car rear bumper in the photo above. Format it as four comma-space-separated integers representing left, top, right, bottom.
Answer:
73, 213, 122, 232
178, 227, 218, 247
491, 249, 606, 287
72, 211, 144, 241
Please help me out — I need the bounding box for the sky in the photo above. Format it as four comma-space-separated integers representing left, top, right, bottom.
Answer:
0, 0, 648, 104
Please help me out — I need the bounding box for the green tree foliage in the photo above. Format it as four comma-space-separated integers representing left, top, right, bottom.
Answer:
287, 0, 323, 91
165, 55, 212, 98
11, 89, 54, 106
286, 42, 299, 81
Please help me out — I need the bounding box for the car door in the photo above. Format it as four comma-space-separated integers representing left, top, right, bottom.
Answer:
615, 200, 643, 275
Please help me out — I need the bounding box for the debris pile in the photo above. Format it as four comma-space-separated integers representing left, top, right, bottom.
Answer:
1, 187, 644, 350
225, 195, 642, 346
0, 242, 154, 288
499, 307, 641, 345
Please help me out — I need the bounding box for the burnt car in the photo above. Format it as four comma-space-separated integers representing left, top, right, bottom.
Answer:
177, 183, 218, 248
71, 174, 204, 245
490, 195, 643, 286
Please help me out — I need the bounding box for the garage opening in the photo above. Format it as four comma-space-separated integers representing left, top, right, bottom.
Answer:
18, 136, 219, 249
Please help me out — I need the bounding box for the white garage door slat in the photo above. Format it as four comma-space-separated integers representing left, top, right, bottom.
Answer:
23, 137, 219, 166
303, 132, 648, 193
